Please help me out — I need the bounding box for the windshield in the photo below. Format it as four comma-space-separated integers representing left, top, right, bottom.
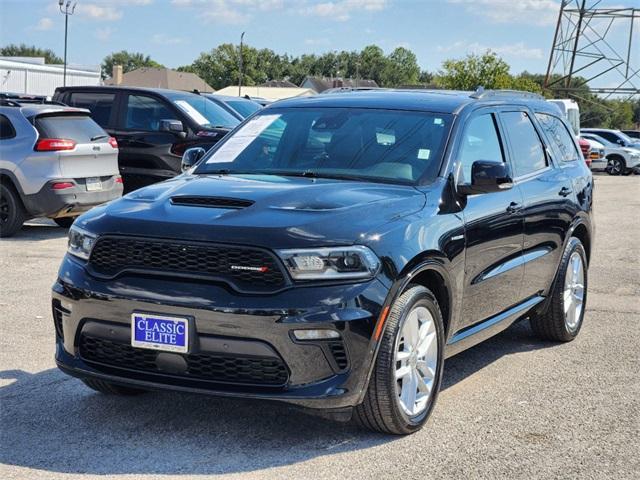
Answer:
226, 99, 262, 118
172, 95, 240, 129
195, 107, 453, 184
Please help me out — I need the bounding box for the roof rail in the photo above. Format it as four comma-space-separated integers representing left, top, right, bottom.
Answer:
470, 86, 544, 100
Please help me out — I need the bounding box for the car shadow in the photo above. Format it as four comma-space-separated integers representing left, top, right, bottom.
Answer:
1, 220, 68, 242
0, 321, 554, 476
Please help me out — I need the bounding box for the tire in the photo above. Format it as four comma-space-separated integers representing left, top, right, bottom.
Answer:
354, 285, 445, 435
0, 182, 26, 238
82, 378, 147, 396
54, 217, 76, 228
530, 237, 587, 342
606, 156, 625, 176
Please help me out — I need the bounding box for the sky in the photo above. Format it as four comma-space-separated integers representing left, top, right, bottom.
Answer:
0, 0, 636, 79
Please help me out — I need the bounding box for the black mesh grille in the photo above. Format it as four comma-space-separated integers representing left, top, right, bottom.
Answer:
171, 196, 254, 209
88, 237, 286, 290
328, 341, 349, 370
79, 334, 289, 387
52, 301, 64, 339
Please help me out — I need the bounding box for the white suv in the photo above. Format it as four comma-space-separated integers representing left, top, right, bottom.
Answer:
580, 131, 640, 175
0, 100, 123, 237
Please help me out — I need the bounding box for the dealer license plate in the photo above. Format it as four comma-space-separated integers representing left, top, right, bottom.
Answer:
131, 313, 189, 353
86, 177, 102, 191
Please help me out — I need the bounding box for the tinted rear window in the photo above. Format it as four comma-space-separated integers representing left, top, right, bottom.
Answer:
67, 92, 116, 127
0, 115, 16, 139
35, 115, 108, 143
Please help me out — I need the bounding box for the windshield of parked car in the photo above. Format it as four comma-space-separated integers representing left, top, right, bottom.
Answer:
171, 94, 241, 129
195, 108, 452, 184
226, 99, 262, 118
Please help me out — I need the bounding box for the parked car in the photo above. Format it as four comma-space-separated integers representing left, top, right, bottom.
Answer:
53, 86, 240, 192
622, 129, 640, 140
53, 89, 593, 435
578, 137, 592, 167
580, 131, 640, 175
581, 137, 607, 170
203, 94, 262, 119
581, 128, 640, 149
0, 100, 122, 237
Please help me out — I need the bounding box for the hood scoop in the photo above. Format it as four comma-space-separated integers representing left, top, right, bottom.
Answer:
170, 196, 254, 209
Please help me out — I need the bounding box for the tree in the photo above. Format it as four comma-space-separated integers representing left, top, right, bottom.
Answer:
436, 51, 512, 90
1, 44, 62, 64
382, 47, 420, 87
101, 51, 163, 79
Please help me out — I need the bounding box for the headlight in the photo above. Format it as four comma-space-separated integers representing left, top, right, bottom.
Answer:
68, 226, 97, 260
277, 246, 380, 281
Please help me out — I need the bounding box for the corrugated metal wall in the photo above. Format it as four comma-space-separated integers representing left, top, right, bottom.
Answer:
0, 63, 101, 97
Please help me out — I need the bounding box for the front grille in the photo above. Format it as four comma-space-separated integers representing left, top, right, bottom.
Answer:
171, 196, 254, 209
88, 237, 287, 291
79, 334, 289, 387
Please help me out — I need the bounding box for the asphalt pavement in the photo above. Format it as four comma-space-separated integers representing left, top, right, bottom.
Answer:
0, 173, 638, 480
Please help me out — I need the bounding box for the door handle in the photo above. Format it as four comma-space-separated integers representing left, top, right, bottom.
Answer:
559, 187, 573, 197
506, 202, 522, 214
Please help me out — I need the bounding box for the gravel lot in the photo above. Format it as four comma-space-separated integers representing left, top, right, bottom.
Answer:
0, 173, 638, 480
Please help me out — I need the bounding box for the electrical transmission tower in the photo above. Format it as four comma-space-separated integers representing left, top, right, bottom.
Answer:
544, 0, 639, 99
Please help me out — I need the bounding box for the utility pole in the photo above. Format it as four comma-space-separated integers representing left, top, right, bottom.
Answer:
59, 0, 77, 87
238, 31, 245, 97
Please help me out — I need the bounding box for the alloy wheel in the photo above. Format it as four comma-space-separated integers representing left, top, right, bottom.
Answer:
607, 158, 623, 175
0, 195, 9, 224
394, 306, 438, 416
563, 251, 585, 331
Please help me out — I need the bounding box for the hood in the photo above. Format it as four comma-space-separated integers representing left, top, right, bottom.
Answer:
78, 174, 427, 249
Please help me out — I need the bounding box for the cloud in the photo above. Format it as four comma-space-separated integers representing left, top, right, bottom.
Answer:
94, 27, 114, 41
304, 0, 388, 22
447, 0, 560, 26
304, 38, 331, 46
33, 17, 53, 31
171, 0, 284, 24
437, 41, 544, 60
152, 34, 186, 45
77, 3, 123, 21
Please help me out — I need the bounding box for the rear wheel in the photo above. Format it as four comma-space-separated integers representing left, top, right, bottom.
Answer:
606, 156, 625, 175
354, 285, 444, 435
53, 217, 76, 228
530, 237, 587, 342
0, 183, 25, 238
82, 378, 147, 396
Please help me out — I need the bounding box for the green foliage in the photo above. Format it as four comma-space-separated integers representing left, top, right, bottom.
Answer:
436, 51, 511, 90
1, 44, 63, 64
101, 51, 163, 79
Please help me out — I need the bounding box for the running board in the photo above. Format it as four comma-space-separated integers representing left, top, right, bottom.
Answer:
444, 295, 545, 358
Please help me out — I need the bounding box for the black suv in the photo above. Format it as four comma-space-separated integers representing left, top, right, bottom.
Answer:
52, 89, 594, 434
53, 86, 241, 191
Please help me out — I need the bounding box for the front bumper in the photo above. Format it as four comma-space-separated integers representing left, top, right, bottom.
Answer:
52, 254, 389, 409
22, 177, 123, 218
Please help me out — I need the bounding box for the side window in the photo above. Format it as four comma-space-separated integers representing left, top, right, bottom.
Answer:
0, 115, 16, 140
125, 95, 178, 131
501, 111, 547, 177
458, 113, 504, 183
68, 92, 116, 127
535, 113, 581, 163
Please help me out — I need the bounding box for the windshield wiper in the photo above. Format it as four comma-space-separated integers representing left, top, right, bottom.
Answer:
90, 134, 109, 141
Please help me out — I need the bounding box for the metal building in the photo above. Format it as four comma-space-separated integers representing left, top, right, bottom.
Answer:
0, 57, 101, 98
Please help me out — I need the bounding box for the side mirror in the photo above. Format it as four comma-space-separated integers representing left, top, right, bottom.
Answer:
181, 147, 206, 172
458, 160, 513, 195
160, 119, 186, 138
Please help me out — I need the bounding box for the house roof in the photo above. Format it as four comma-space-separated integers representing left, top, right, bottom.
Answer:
259, 79, 298, 88
301, 76, 379, 93
105, 67, 214, 93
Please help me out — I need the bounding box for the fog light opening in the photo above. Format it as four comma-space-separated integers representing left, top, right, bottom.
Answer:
292, 329, 341, 341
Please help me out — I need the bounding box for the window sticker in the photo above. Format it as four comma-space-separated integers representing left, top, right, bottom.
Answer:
434, 118, 444, 125
418, 148, 431, 160
174, 100, 209, 126
206, 114, 282, 164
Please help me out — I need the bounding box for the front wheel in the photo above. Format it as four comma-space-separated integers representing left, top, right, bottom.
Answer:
530, 237, 587, 342
354, 285, 445, 435
606, 157, 625, 175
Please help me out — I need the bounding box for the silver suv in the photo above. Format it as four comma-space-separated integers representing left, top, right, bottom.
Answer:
0, 101, 123, 237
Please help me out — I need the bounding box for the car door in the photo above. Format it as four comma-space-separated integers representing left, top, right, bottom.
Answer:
458, 109, 525, 327
111, 92, 186, 189
499, 109, 575, 300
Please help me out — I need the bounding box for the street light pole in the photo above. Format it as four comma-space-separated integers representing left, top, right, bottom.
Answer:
238, 31, 245, 97
59, 0, 77, 87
